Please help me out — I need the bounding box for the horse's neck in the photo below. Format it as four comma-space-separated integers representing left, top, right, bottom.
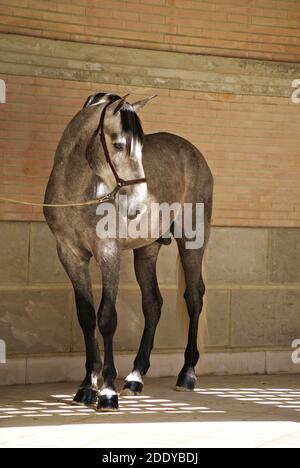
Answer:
51, 140, 96, 200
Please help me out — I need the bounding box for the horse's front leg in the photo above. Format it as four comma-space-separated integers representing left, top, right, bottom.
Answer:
96, 243, 121, 412
57, 241, 102, 408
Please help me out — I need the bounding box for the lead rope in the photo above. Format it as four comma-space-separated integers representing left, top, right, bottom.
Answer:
0, 184, 121, 208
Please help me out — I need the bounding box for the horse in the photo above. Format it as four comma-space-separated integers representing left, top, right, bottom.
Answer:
44, 92, 214, 411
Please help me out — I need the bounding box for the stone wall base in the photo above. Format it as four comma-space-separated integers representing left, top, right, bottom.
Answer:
1, 351, 299, 386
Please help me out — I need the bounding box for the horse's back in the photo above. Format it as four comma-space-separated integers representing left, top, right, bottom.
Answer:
143, 132, 213, 202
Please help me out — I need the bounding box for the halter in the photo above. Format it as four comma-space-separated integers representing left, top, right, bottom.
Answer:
97, 101, 147, 195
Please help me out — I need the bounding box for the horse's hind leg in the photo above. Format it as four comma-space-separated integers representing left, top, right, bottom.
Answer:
175, 239, 206, 392
121, 241, 162, 396
57, 242, 102, 407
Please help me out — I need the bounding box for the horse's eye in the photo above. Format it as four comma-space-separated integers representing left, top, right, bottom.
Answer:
113, 143, 125, 151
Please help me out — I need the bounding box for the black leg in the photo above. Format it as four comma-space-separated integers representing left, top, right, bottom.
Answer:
96, 243, 120, 411
175, 239, 206, 392
57, 242, 101, 407
122, 242, 162, 396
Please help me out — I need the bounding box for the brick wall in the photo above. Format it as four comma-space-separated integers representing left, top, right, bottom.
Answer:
0, 2, 300, 383
0, 0, 299, 62
1, 74, 300, 227
0, 34, 300, 227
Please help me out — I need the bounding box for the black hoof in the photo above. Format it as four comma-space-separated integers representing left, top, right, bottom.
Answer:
175, 373, 197, 392
121, 380, 144, 396
97, 394, 119, 412
72, 387, 98, 407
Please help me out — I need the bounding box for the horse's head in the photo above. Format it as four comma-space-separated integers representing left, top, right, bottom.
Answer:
87, 93, 156, 219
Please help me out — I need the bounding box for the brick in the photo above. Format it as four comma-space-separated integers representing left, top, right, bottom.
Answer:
205, 228, 268, 285
0, 358, 26, 385
231, 289, 300, 347
269, 229, 300, 284
29, 222, 101, 284
157, 240, 178, 285
155, 288, 186, 350
0, 0, 299, 61
120, 250, 135, 284
197, 351, 266, 376
29, 222, 70, 284
266, 351, 300, 375
0, 289, 71, 353
0, 221, 29, 283
201, 289, 230, 348
26, 355, 86, 384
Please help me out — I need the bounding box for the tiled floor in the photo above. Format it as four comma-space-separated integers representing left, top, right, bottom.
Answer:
0, 375, 300, 447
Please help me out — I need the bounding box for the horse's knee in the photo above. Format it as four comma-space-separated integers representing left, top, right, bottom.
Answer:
98, 304, 117, 337
156, 291, 164, 310
153, 306, 162, 326
184, 280, 205, 315
79, 316, 97, 335
152, 292, 163, 312
199, 279, 206, 297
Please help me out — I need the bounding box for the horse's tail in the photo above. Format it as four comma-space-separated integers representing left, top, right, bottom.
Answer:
176, 256, 208, 353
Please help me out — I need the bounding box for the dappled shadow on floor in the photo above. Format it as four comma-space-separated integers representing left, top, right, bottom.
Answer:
0, 375, 300, 428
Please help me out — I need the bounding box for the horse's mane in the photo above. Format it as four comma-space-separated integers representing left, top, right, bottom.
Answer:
120, 103, 144, 155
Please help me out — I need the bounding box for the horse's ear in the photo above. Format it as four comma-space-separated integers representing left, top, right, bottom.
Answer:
113, 94, 130, 114
83, 95, 94, 108
132, 95, 157, 113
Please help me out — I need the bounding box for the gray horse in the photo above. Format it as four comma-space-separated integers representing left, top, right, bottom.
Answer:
44, 92, 213, 411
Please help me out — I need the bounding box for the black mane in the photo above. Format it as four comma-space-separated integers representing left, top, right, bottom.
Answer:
120, 103, 144, 154
83, 93, 121, 108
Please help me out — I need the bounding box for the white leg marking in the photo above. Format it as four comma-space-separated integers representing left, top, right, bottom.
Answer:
100, 388, 117, 397
125, 371, 144, 384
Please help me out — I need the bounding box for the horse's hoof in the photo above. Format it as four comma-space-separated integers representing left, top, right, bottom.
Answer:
72, 387, 98, 407
97, 393, 119, 412
175, 373, 196, 392
120, 380, 144, 396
